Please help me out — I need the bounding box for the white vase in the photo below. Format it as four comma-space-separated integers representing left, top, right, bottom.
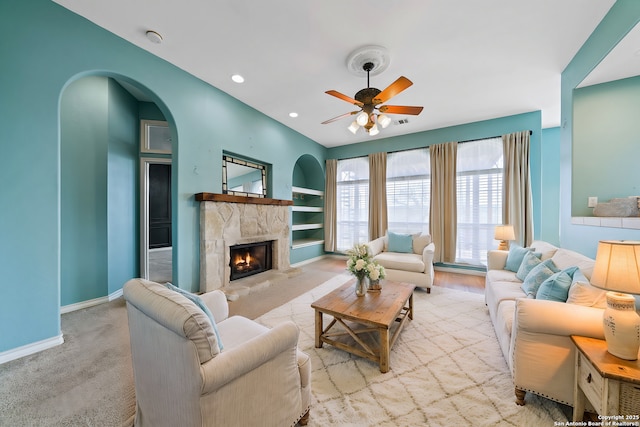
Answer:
602, 291, 640, 360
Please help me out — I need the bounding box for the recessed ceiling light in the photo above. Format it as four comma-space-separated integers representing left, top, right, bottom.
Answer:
145, 30, 163, 44
289, 112, 298, 118
231, 74, 245, 83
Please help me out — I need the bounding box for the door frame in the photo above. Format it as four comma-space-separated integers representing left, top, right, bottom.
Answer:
140, 156, 172, 280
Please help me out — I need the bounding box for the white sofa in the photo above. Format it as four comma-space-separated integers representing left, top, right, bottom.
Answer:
485, 241, 606, 406
367, 232, 435, 292
123, 278, 311, 427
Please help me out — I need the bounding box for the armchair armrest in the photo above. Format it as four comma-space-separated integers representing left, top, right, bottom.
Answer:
513, 298, 604, 338
200, 321, 300, 394
367, 237, 385, 256
199, 290, 229, 323
487, 250, 509, 271
422, 242, 435, 267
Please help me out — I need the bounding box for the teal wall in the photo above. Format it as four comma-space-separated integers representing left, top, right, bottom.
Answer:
0, 0, 325, 354
60, 77, 110, 305
560, 0, 640, 257
540, 127, 561, 246
107, 79, 139, 296
327, 111, 545, 241
572, 76, 640, 216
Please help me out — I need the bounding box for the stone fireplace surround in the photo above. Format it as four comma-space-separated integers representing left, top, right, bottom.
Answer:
195, 193, 293, 295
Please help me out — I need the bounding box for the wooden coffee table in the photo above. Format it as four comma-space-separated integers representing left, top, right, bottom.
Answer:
311, 279, 415, 373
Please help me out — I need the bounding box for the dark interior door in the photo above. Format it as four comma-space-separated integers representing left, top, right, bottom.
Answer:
149, 163, 172, 249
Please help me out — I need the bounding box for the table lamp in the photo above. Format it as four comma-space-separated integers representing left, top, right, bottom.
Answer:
590, 240, 640, 360
494, 225, 515, 251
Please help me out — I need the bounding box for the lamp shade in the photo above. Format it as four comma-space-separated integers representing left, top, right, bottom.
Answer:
494, 225, 515, 241
591, 240, 640, 295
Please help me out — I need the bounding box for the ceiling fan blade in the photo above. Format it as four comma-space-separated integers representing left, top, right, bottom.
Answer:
321, 111, 359, 124
325, 90, 364, 107
378, 105, 424, 115
372, 76, 413, 104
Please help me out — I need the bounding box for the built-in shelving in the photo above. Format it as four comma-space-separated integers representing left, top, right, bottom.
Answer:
291, 186, 324, 249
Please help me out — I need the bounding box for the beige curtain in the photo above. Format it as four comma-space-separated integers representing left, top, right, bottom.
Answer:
368, 152, 388, 240
430, 142, 457, 263
324, 159, 337, 252
502, 131, 533, 247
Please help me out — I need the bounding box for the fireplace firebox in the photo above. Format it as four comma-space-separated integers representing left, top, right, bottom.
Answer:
229, 241, 273, 281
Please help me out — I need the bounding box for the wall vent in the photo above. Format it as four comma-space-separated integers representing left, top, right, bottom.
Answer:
393, 118, 410, 125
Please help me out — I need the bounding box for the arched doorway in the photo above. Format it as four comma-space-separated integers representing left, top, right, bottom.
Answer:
59, 73, 176, 309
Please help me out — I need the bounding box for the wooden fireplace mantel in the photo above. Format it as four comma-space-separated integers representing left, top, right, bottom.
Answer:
195, 192, 293, 206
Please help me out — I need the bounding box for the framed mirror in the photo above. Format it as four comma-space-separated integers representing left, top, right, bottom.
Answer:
571, 22, 640, 217
222, 155, 267, 197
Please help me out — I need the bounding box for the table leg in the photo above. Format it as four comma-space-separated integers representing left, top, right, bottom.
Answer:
315, 310, 323, 348
379, 327, 390, 373
408, 292, 414, 320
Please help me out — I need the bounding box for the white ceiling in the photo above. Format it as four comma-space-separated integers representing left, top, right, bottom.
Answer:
53, 0, 616, 148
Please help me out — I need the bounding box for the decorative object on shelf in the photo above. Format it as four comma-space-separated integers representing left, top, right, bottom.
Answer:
346, 243, 372, 297
367, 261, 386, 292
494, 225, 516, 251
591, 240, 640, 360
593, 197, 639, 217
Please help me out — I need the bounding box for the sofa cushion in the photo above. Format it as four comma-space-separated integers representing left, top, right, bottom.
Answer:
412, 233, 432, 254
551, 249, 595, 280
486, 269, 520, 284
505, 244, 532, 272
521, 260, 558, 297
566, 270, 607, 308
388, 231, 413, 253
216, 315, 270, 350
373, 252, 425, 273
515, 251, 543, 281
167, 283, 224, 350
536, 267, 578, 302
530, 241, 559, 260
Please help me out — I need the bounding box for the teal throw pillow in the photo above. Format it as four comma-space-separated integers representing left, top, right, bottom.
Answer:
387, 231, 413, 254
505, 244, 531, 272
515, 250, 543, 281
166, 283, 224, 351
521, 260, 558, 297
536, 271, 573, 302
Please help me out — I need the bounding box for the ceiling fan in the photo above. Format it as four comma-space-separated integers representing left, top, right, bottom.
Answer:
322, 61, 424, 136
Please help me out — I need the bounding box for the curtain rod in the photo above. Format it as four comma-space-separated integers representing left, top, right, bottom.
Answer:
331, 130, 533, 161
457, 130, 532, 145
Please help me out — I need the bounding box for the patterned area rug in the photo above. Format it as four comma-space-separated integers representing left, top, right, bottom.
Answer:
256, 274, 569, 426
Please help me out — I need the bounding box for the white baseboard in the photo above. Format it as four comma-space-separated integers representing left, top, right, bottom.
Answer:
0, 334, 64, 365
60, 288, 123, 314
434, 265, 486, 277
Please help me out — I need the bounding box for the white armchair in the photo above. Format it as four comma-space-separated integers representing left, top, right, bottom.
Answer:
123, 278, 311, 427
367, 232, 435, 292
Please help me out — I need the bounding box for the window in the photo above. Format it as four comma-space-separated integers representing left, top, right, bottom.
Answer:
336, 157, 369, 251
456, 138, 503, 265
386, 149, 430, 234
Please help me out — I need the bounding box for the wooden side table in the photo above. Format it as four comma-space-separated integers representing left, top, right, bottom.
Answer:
571, 335, 640, 422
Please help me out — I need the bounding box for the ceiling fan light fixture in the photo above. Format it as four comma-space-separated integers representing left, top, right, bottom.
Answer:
377, 113, 391, 129
348, 121, 359, 134
369, 124, 380, 136
356, 111, 369, 126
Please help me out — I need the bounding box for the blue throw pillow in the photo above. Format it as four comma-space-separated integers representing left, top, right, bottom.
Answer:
387, 231, 413, 253
166, 283, 224, 351
505, 244, 531, 272
521, 260, 558, 297
536, 271, 573, 302
515, 250, 543, 281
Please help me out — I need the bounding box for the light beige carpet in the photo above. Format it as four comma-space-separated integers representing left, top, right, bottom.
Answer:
256, 273, 570, 426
